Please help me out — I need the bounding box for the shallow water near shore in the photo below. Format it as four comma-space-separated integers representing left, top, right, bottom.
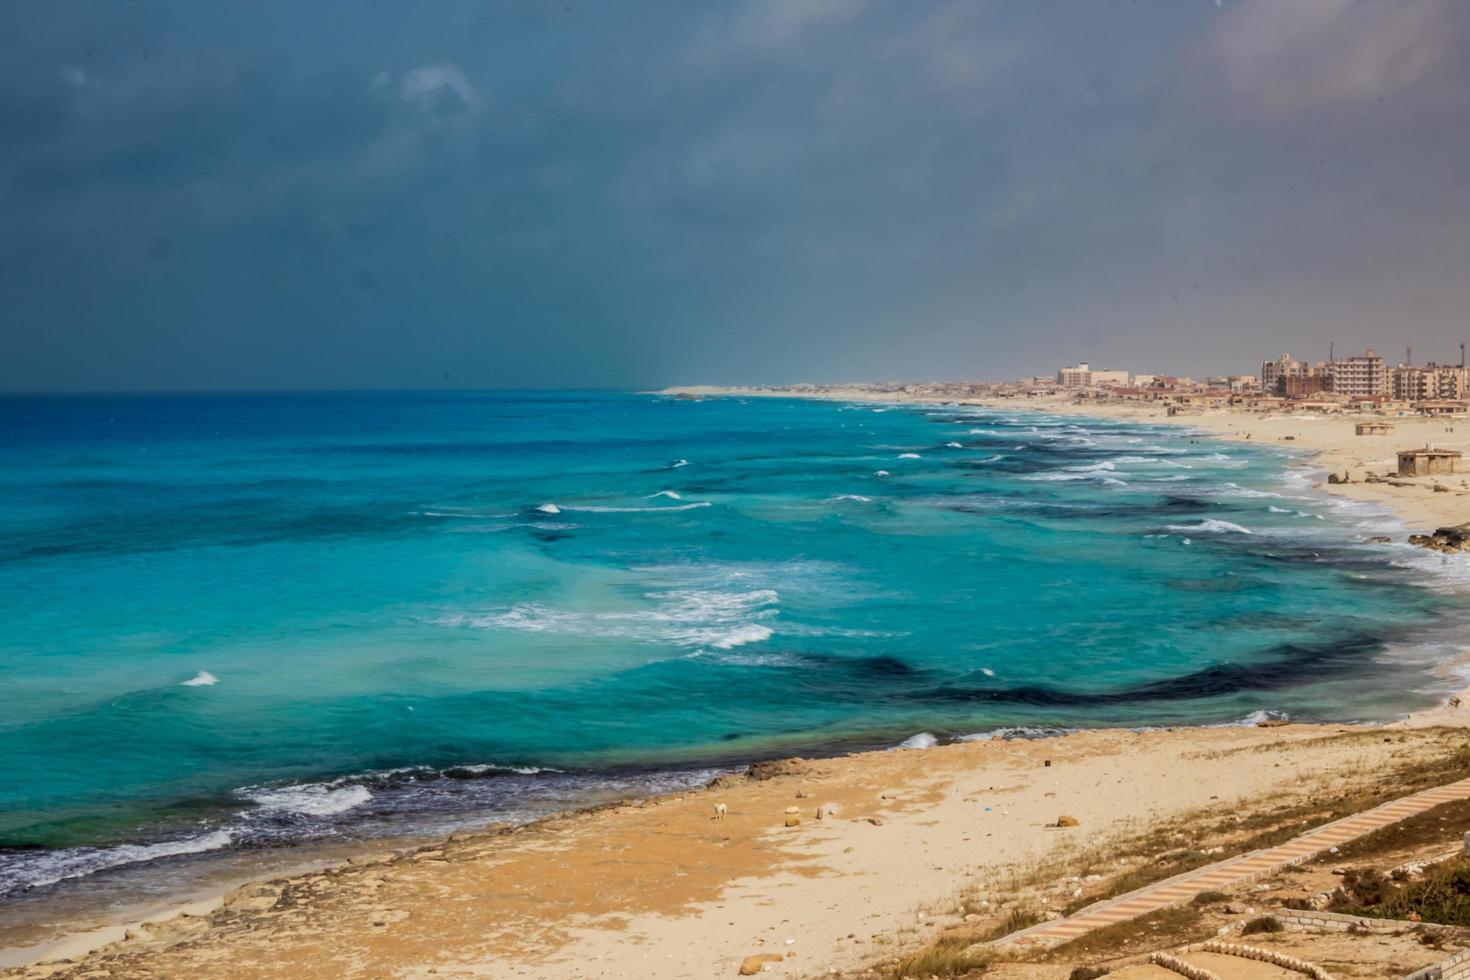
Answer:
1, 390, 1466, 921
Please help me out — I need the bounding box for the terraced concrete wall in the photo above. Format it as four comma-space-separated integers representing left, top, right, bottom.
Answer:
1403, 947, 1470, 980
1273, 908, 1412, 933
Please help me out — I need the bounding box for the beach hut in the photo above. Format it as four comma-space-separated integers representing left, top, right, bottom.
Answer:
1397, 448, 1462, 477
1355, 422, 1394, 436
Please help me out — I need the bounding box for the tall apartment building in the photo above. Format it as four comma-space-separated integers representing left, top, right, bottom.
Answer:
1327, 350, 1386, 397
1261, 354, 1325, 395
1057, 363, 1090, 387
1390, 363, 1469, 401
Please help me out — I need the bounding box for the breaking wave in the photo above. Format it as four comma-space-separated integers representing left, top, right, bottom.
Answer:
1166, 519, 1254, 535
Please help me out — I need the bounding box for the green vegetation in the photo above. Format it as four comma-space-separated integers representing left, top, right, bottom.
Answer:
1241, 915, 1283, 935
1333, 857, 1470, 927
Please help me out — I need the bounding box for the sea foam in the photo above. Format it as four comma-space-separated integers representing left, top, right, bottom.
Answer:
246, 783, 373, 817
894, 732, 939, 750
0, 830, 234, 895
1167, 519, 1254, 535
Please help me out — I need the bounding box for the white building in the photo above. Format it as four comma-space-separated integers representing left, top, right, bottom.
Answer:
1057, 363, 1091, 387
1057, 363, 1129, 388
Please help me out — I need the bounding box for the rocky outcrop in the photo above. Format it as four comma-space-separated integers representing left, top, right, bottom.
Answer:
739, 952, 783, 974
220, 883, 285, 914
1408, 524, 1470, 553
707, 757, 814, 790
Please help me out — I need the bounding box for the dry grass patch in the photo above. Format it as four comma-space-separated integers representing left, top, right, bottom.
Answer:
1045, 906, 1209, 961
883, 934, 995, 979
1312, 798, 1470, 865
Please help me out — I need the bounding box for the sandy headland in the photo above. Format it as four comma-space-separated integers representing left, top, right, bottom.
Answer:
8, 387, 1470, 979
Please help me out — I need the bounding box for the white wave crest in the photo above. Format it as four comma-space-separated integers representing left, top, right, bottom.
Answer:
1167, 519, 1253, 535
670, 459, 689, 468
535, 503, 561, 514
441, 587, 779, 652
1112, 456, 1189, 469
5, 831, 235, 892
897, 452, 921, 459
246, 784, 373, 817
711, 624, 774, 649
181, 670, 218, 687
828, 494, 872, 503
451, 763, 559, 776
1208, 709, 1289, 728
894, 732, 938, 750
945, 441, 963, 449
958, 726, 1076, 742
562, 501, 711, 513
646, 490, 682, 500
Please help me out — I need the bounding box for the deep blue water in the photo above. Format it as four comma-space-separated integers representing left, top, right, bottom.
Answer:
0, 390, 1461, 898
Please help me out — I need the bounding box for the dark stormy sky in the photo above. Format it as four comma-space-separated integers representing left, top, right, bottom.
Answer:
3, 1, 1469, 391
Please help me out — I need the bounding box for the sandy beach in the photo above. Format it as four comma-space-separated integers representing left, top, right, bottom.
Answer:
8, 722, 1470, 980
8, 388, 1470, 980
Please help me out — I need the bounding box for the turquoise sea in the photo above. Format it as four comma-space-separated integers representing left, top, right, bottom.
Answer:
0, 391, 1463, 906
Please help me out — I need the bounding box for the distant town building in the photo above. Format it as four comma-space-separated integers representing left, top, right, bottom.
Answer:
1390, 363, 1468, 401
1328, 350, 1387, 397
1057, 363, 1090, 387
1282, 374, 1328, 399
1057, 363, 1129, 388
1227, 375, 1261, 393
1261, 353, 1327, 396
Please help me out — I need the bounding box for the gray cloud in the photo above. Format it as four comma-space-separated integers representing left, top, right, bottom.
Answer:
1, 1, 1468, 391
1213, 0, 1454, 117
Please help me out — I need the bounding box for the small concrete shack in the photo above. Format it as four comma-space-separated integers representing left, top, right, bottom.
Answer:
1355, 421, 1394, 436
1397, 448, 1462, 477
